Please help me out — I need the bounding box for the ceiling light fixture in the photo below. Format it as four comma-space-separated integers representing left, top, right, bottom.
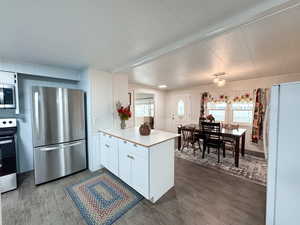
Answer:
212, 72, 226, 87
217, 79, 226, 87
158, 84, 167, 89
213, 77, 220, 84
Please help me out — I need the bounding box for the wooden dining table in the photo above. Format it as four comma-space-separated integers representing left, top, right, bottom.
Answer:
177, 124, 247, 167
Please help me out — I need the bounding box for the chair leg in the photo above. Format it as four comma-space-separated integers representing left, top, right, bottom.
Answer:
208, 147, 210, 154
223, 144, 226, 158
217, 147, 220, 163
198, 139, 202, 152
193, 143, 196, 156
202, 143, 206, 159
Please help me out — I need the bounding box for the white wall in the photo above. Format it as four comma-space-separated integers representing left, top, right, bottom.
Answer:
113, 73, 129, 129
82, 69, 129, 171
128, 83, 167, 130
165, 73, 300, 153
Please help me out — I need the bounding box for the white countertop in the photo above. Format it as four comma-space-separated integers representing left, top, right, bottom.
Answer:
98, 127, 180, 147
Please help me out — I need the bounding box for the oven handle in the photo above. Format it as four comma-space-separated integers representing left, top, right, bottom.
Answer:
0, 139, 13, 145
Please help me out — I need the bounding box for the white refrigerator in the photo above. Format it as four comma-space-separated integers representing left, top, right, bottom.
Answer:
266, 82, 300, 225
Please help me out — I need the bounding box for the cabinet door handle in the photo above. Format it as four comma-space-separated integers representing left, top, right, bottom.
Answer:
105, 144, 110, 148
133, 144, 138, 147
123, 140, 127, 144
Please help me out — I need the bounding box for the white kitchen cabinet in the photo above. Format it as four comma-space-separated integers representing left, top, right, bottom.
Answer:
98, 128, 178, 203
131, 150, 149, 197
118, 140, 149, 197
118, 140, 131, 184
100, 133, 119, 176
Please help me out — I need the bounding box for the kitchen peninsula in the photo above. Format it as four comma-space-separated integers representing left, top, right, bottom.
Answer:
98, 128, 179, 203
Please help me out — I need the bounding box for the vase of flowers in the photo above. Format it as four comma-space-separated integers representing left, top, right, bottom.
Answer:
116, 101, 132, 129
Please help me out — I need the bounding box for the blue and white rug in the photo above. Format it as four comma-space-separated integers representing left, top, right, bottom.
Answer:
65, 170, 143, 225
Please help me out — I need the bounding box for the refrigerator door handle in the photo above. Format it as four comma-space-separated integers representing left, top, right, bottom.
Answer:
38, 146, 60, 152
62, 140, 83, 148
33, 91, 40, 134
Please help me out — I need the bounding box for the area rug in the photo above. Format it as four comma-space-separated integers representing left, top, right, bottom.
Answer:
65, 170, 143, 225
176, 148, 267, 186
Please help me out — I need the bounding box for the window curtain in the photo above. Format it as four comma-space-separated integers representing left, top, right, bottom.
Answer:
251, 88, 269, 143
200, 92, 208, 118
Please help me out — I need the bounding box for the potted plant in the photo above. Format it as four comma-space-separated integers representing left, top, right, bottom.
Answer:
116, 101, 132, 129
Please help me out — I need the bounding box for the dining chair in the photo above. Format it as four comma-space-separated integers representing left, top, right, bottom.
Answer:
201, 122, 225, 163
221, 124, 239, 157
223, 137, 236, 157
181, 127, 200, 156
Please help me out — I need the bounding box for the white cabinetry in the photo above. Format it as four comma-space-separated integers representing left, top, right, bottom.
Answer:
118, 140, 149, 197
100, 133, 119, 176
98, 130, 176, 203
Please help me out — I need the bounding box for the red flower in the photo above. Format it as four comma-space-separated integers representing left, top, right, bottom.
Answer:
117, 104, 132, 120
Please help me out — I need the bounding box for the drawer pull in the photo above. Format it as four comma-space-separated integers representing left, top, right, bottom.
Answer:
109, 136, 112, 138
133, 144, 138, 147
123, 140, 127, 144
105, 144, 110, 148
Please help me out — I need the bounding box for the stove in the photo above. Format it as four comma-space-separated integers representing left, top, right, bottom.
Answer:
0, 118, 17, 193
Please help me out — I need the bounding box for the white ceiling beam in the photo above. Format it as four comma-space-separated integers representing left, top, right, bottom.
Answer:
112, 0, 300, 73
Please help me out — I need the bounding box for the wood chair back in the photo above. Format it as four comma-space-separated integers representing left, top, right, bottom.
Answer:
181, 127, 196, 143
201, 122, 222, 140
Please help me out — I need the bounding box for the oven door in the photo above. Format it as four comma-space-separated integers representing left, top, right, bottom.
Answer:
0, 135, 16, 177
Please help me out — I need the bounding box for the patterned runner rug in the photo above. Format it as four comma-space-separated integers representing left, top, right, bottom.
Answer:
176, 148, 267, 186
65, 170, 143, 225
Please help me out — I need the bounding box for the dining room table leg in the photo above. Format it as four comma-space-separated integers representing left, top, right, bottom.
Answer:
235, 137, 240, 167
241, 133, 246, 157
177, 127, 182, 150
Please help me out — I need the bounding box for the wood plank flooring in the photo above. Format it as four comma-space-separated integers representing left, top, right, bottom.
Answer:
2, 157, 266, 225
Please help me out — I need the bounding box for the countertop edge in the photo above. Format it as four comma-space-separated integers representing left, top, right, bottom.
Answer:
98, 129, 180, 148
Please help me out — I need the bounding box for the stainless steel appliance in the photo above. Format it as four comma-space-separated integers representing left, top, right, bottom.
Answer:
0, 118, 17, 193
0, 84, 16, 109
32, 87, 87, 185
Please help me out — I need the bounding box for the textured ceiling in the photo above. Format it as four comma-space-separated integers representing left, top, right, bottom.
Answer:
128, 2, 300, 89
0, 0, 282, 72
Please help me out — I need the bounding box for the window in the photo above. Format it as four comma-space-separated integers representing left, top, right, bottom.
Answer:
177, 100, 185, 117
207, 102, 227, 122
232, 102, 253, 124
135, 103, 154, 117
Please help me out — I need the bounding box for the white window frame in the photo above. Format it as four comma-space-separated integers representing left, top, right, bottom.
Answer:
205, 101, 254, 126
206, 102, 228, 122
230, 102, 254, 126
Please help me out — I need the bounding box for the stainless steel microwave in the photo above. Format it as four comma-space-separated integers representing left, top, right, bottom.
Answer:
0, 84, 16, 109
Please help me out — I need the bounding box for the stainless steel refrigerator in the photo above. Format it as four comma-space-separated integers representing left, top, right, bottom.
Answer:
31, 86, 87, 185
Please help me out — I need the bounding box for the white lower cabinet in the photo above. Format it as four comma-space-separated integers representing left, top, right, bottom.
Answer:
99, 131, 174, 203
100, 133, 119, 176
118, 140, 149, 197
118, 141, 131, 184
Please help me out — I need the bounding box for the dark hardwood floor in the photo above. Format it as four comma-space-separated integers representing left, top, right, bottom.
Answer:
2, 157, 266, 225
